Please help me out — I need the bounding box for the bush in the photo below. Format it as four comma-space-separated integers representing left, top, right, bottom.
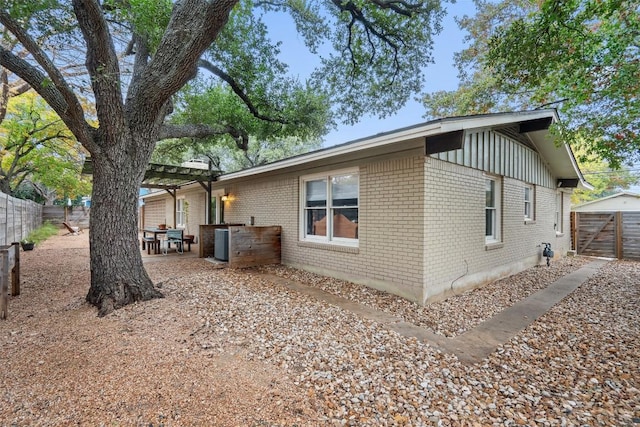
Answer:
22, 222, 59, 244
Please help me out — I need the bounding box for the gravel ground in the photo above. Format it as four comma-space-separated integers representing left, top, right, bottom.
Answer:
0, 232, 638, 426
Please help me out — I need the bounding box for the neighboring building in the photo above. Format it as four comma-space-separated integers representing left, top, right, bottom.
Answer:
572, 191, 640, 212
141, 110, 590, 304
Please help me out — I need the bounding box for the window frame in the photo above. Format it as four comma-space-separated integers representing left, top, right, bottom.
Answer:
300, 168, 359, 247
176, 198, 186, 228
524, 184, 535, 221
485, 176, 502, 244
555, 191, 564, 234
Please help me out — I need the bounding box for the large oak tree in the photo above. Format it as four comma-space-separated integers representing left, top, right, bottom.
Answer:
0, 0, 444, 315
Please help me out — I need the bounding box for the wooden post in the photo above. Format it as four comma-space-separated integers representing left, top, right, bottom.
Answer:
570, 212, 577, 251
616, 211, 623, 260
1, 249, 8, 320
11, 242, 20, 296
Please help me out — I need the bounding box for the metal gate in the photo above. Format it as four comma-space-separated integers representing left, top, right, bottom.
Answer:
573, 211, 640, 260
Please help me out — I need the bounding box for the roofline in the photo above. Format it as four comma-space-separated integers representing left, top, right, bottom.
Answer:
218, 109, 564, 181
563, 143, 594, 190
573, 191, 640, 208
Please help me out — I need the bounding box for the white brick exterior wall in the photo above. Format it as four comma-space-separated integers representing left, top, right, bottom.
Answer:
207, 129, 578, 305
222, 156, 426, 302
423, 157, 573, 302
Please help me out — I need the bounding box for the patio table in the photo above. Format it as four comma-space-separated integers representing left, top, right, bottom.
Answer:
142, 228, 167, 254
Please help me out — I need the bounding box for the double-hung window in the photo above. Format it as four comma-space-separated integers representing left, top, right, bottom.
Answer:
485, 177, 501, 243
176, 198, 186, 228
524, 184, 535, 221
302, 170, 359, 245
555, 192, 564, 233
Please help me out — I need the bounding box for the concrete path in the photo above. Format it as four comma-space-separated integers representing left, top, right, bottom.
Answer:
438, 259, 608, 363
259, 259, 608, 364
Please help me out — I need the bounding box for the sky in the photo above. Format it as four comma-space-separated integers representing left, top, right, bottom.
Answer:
267, 1, 479, 147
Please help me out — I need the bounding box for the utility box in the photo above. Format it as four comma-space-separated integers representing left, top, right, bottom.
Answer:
214, 228, 229, 261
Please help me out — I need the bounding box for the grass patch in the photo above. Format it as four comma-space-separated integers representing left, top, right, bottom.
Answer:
23, 222, 60, 244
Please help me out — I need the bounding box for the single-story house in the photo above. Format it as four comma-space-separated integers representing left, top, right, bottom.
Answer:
140, 109, 591, 304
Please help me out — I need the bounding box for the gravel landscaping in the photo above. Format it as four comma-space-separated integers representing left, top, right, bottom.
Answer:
0, 232, 638, 426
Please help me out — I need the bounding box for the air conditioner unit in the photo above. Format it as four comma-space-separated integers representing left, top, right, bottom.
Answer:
214, 228, 229, 261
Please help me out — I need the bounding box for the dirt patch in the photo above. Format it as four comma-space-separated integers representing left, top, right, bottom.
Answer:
1, 232, 318, 426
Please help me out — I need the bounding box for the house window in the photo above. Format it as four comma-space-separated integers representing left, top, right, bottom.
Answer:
176, 198, 186, 228
302, 170, 359, 245
485, 177, 501, 243
524, 184, 535, 221
555, 192, 564, 233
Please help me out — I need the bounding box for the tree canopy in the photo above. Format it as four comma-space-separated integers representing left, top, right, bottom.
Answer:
423, 0, 640, 169
0, 91, 90, 203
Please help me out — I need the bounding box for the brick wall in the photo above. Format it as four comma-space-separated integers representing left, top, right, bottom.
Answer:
220, 149, 576, 305
223, 156, 426, 303
142, 199, 166, 229
423, 157, 573, 302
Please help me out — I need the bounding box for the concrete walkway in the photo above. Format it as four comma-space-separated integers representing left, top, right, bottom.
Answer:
259, 259, 608, 364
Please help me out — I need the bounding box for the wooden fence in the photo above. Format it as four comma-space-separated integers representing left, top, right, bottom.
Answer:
571, 211, 640, 260
0, 242, 20, 320
43, 205, 90, 228
0, 192, 43, 246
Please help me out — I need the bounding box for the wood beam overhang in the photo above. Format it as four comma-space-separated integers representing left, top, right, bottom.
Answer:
557, 178, 579, 188
81, 158, 221, 190
519, 117, 553, 133
425, 130, 465, 155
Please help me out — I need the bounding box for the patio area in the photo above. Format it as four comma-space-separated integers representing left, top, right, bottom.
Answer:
139, 231, 202, 263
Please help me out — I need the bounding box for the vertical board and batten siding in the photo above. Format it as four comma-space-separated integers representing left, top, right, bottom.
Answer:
431, 130, 555, 188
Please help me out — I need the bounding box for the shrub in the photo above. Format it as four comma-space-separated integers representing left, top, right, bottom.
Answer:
22, 222, 59, 244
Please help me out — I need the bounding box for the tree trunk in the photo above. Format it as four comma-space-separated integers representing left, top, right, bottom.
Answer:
86, 145, 162, 316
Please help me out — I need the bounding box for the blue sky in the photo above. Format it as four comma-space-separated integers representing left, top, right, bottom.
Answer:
267, 1, 478, 147
325, 1, 477, 146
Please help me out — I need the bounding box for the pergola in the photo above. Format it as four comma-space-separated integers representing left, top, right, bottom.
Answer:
82, 158, 222, 226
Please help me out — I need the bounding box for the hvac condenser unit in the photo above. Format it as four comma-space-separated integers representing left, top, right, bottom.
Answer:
214, 228, 229, 261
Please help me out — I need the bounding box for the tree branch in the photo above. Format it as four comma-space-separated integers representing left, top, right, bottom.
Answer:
331, 0, 401, 81
72, 0, 126, 143
127, 0, 238, 125
198, 59, 289, 125
0, 12, 89, 142
158, 124, 248, 150
535, 98, 569, 109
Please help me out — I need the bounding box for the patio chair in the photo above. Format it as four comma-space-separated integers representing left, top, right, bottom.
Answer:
165, 229, 184, 254
62, 221, 83, 236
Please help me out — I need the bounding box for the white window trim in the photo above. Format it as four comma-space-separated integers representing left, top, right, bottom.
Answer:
176, 197, 186, 228
524, 184, 535, 221
300, 168, 359, 247
555, 191, 564, 235
485, 175, 502, 244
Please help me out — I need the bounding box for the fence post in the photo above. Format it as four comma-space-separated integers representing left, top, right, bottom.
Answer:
0, 249, 8, 320
11, 242, 20, 296
3, 193, 8, 246
616, 211, 623, 259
